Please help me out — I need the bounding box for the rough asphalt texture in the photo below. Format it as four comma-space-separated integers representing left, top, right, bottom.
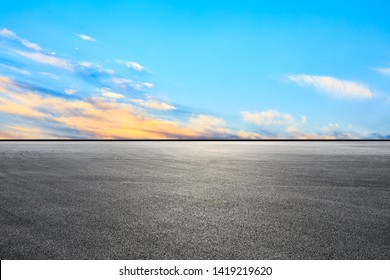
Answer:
0, 142, 389, 259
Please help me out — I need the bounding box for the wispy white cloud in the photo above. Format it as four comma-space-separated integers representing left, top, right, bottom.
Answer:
134, 82, 154, 90
1, 65, 31, 75
288, 74, 374, 99
112, 77, 132, 86
130, 95, 175, 110
64, 89, 77, 95
79, 61, 94, 68
143, 82, 154, 88
2, 29, 73, 71
242, 110, 298, 127
0, 28, 42, 51
21, 41, 42, 51
16, 51, 73, 71
112, 77, 136, 90
101, 88, 124, 99
111, 78, 152, 91
0, 28, 15, 38
376, 68, 390, 77
125, 61, 144, 71
79, 61, 115, 75
39, 72, 59, 79
75, 33, 96, 42
116, 59, 145, 71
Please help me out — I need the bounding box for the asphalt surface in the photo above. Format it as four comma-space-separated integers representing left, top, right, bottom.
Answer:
0, 141, 389, 259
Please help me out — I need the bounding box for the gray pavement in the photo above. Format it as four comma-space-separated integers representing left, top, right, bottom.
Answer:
0, 141, 389, 259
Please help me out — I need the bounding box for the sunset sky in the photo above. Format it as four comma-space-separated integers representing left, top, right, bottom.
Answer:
1, 0, 390, 139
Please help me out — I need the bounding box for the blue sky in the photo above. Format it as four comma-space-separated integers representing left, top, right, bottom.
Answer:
1, 0, 389, 138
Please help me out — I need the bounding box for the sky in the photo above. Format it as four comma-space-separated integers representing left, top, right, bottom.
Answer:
0, 0, 390, 139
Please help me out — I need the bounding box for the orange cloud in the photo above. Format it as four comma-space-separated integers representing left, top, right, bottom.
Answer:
0, 76, 200, 138
0, 125, 53, 139
53, 98, 198, 139
0, 84, 46, 118
0, 76, 272, 139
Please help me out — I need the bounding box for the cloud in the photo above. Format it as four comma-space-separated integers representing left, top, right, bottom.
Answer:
75, 33, 96, 42
112, 77, 150, 91
0, 29, 262, 139
0, 76, 200, 139
1, 76, 366, 139
78, 61, 115, 75
376, 68, 390, 77
79, 61, 94, 68
21, 41, 42, 51
101, 89, 124, 99
286, 126, 338, 139
0, 125, 53, 139
241, 109, 355, 139
53, 102, 197, 139
189, 115, 234, 138
39, 72, 59, 79
0, 28, 15, 37
112, 77, 132, 89
116, 59, 145, 71
125, 61, 144, 71
242, 110, 297, 127
77, 62, 116, 85
2, 27, 377, 140
1, 65, 30, 75
190, 114, 225, 128
131, 96, 175, 110
286, 123, 358, 139
0, 79, 47, 118
0, 76, 242, 139
322, 123, 340, 133
16, 51, 73, 71
0, 76, 14, 85
318, 123, 357, 139
143, 82, 154, 88
64, 89, 77, 95
0, 28, 42, 51
132, 82, 154, 90
288, 74, 374, 99
236, 130, 267, 139
242, 109, 302, 138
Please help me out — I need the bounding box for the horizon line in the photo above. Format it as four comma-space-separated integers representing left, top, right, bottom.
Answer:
0, 139, 389, 142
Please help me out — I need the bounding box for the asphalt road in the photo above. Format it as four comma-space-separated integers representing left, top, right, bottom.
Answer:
0, 141, 389, 259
